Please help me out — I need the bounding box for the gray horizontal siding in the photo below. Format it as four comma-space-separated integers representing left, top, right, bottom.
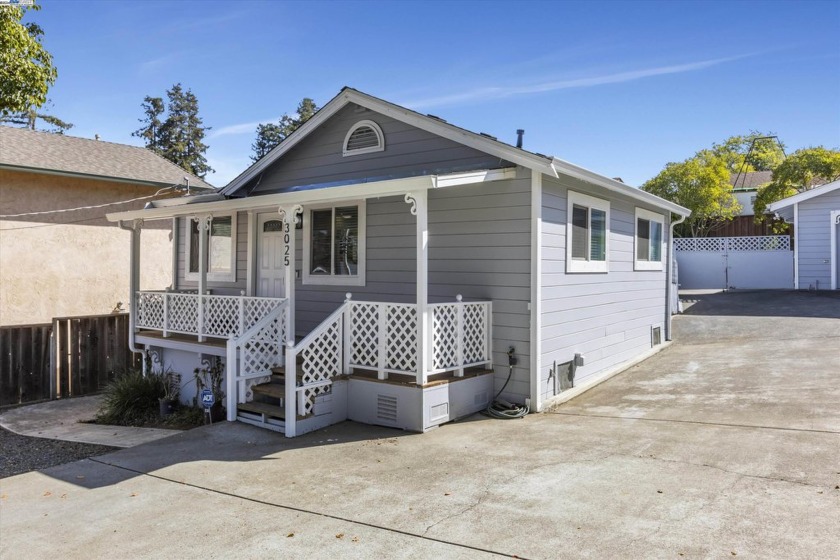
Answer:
539, 175, 668, 403
176, 212, 248, 294
290, 172, 533, 404
246, 104, 513, 195
797, 189, 840, 289
429, 170, 532, 404
293, 195, 417, 335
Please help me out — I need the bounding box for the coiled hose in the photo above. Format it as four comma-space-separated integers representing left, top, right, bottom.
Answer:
483, 358, 530, 419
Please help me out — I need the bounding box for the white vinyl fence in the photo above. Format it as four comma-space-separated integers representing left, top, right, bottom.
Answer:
674, 236, 793, 290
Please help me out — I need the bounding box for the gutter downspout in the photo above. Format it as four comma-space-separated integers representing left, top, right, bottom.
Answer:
118, 220, 145, 370
665, 214, 687, 341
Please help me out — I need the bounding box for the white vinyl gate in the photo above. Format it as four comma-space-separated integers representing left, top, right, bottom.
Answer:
674, 236, 793, 290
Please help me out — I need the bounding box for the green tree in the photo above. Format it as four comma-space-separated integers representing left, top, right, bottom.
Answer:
754, 147, 840, 217
251, 97, 319, 162
134, 84, 213, 178
0, 99, 73, 133
711, 131, 786, 175
642, 150, 741, 237
132, 96, 165, 155
0, 3, 57, 117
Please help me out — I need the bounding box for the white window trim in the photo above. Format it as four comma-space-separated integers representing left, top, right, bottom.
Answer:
184, 213, 238, 283
634, 207, 665, 271
342, 120, 385, 157
302, 200, 366, 286
566, 190, 610, 273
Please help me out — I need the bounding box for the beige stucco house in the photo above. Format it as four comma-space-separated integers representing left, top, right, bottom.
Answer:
0, 126, 213, 326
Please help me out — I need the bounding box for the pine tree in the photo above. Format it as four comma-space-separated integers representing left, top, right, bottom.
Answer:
132, 96, 165, 154
133, 84, 213, 178
251, 97, 319, 162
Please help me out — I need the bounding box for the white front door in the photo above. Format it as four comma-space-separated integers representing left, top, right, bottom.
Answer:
257, 213, 286, 298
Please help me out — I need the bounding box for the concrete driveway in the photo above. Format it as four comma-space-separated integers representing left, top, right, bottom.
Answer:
2, 291, 838, 559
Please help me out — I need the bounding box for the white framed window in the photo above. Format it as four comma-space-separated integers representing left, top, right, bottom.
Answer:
342, 120, 385, 157
302, 200, 366, 286
185, 214, 237, 282
566, 191, 610, 273
635, 207, 665, 271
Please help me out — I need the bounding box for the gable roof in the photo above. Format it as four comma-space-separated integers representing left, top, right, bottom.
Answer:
220, 88, 689, 216
0, 126, 214, 190
767, 179, 840, 213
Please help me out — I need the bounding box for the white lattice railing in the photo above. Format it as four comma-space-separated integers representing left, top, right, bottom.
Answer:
283, 294, 493, 432
226, 300, 289, 419
135, 290, 286, 340
429, 297, 493, 376
674, 235, 791, 252
349, 301, 418, 377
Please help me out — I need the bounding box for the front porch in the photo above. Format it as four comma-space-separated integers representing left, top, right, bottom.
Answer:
110, 171, 521, 437
133, 288, 493, 436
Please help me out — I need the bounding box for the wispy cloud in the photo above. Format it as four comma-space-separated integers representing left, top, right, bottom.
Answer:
402, 55, 752, 109
209, 118, 280, 139
138, 52, 183, 75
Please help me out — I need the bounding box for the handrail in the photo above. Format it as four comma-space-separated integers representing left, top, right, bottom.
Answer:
290, 302, 350, 352
226, 300, 288, 421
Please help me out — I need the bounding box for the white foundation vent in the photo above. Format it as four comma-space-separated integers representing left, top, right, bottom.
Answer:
376, 394, 398, 423
651, 326, 662, 347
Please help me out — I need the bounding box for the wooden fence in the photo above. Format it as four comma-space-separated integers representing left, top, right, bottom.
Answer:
0, 313, 140, 407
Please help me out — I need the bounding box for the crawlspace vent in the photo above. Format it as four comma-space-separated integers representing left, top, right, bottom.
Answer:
377, 394, 398, 423
651, 326, 662, 347
474, 391, 488, 406
429, 402, 449, 423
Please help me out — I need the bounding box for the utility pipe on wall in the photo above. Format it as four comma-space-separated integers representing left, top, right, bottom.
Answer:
665, 213, 687, 341
118, 219, 146, 369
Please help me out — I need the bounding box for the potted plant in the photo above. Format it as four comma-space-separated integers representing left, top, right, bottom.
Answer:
194, 357, 225, 422
158, 371, 181, 418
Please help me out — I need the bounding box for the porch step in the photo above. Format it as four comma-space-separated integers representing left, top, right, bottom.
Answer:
270, 371, 305, 384
237, 401, 286, 420
253, 383, 284, 399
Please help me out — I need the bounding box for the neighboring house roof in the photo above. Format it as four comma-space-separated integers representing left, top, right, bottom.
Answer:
730, 170, 772, 191
221, 87, 689, 217
767, 179, 840, 217
0, 126, 214, 190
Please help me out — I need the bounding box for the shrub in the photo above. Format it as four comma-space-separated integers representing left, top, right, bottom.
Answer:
96, 370, 166, 426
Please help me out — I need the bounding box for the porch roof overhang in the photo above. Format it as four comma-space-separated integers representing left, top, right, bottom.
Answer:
105, 168, 517, 222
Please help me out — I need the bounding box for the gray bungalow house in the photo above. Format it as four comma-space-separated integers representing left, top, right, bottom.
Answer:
768, 179, 840, 290
107, 88, 690, 437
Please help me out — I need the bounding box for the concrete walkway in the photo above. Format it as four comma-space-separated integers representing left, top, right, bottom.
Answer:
0, 395, 178, 448
1, 291, 838, 559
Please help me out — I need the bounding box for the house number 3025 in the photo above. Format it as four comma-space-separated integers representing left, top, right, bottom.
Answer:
284, 222, 291, 266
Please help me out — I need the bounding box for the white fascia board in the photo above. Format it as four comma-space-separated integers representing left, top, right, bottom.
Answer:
107, 168, 514, 223
767, 179, 840, 213
550, 157, 691, 217
220, 94, 350, 195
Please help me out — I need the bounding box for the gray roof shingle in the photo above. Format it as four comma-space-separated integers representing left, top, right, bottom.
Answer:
0, 126, 214, 190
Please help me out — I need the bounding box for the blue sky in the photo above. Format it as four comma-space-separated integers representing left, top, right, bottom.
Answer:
31, 0, 840, 188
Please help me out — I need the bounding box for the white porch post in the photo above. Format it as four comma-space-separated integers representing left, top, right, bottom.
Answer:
407, 191, 429, 385
280, 205, 301, 439
197, 214, 211, 342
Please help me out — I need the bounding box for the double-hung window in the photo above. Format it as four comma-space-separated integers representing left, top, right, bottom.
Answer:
635, 208, 664, 270
566, 191, 610, 273
185, 214, 237, 282
302, 201, 366, 286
